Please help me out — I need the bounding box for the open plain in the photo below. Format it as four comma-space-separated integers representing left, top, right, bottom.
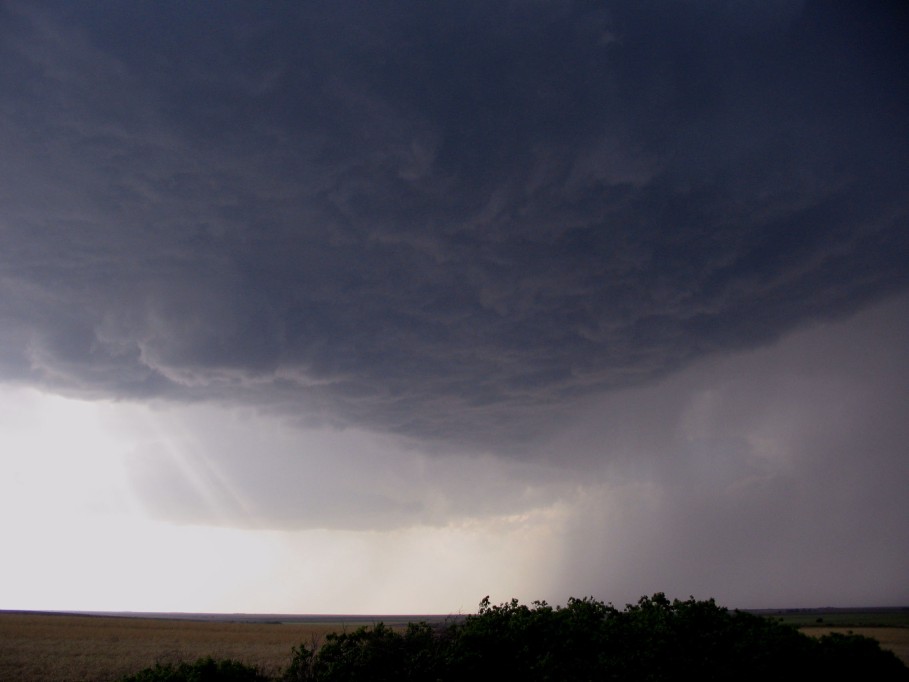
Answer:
0, 611, 374, 682
800, 627, 909, 669
1, 608, 906, 681
760, 606, 909, 668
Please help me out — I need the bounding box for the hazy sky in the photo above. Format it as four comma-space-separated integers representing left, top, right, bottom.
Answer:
1, 1, 907, 614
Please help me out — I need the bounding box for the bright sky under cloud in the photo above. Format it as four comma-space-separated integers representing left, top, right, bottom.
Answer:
0, 1, 907, 614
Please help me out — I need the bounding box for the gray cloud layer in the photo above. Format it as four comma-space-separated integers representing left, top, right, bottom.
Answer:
1, 1, 907, 450
100, 295, 909, 608
551, 294, 909, 606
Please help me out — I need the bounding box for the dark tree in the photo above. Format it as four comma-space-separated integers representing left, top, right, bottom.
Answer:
122, 595, 909, 682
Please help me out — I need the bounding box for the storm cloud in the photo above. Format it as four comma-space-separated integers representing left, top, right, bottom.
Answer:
1, 1, 908, 611
2, 1, 907, 451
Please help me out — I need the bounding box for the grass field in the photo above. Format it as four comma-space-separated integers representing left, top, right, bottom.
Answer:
799, 627, 909, 668
757, 607, 909, 668
1, 609, 906, 681
757, 607, 909, 629
0, 612, 358, 681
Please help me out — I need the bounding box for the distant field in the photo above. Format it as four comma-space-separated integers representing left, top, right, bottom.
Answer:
800, 627, 909, 667
754, 606, 909, 629
0, 611, 429, 682
752, 607, 909, 667
1, 608, 906, 681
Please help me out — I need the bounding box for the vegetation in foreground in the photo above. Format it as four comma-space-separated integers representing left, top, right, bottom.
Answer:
119, 594, 908, 682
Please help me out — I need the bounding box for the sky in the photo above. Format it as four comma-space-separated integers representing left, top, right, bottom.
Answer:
0, 1, 907, 614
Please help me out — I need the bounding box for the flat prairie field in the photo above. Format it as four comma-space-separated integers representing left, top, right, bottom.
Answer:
800, 626, 909, 667
2, 612, 907, 681
0, 611, 351, 681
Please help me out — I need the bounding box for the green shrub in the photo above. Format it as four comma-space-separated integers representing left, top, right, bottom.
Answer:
284, 594, 909, 682
120, 656, 267, 682
122, 596, 909, 682
813, 631, 909, 679
284, 621, 447, 682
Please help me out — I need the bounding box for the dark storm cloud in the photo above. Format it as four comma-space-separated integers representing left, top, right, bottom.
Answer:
1, 1, 907, 449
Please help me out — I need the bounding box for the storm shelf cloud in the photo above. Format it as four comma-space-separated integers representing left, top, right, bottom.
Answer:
0, 0, 907, 613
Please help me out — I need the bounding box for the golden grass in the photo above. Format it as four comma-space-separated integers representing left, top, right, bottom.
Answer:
800, 626, 909, 667
0, 612, 346, 681
3, 612, 906, 681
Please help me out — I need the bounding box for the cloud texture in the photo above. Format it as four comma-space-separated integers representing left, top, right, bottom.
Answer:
2, 1, 907, 450
0, 1, 907, 610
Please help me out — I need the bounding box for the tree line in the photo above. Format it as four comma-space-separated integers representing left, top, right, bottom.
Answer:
121, 593, 909, 681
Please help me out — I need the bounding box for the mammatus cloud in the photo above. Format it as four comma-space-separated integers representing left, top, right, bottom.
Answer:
1, 1, 907, 451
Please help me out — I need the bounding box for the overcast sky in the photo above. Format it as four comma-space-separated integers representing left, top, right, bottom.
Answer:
1, 0, 907, 614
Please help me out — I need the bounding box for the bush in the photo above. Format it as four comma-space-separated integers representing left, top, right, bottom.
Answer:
284, 594, 908, 682
122, 596, 909, 682
284, 621, 447, 682
814, 631, 909, 679
119, 656, 268, 682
